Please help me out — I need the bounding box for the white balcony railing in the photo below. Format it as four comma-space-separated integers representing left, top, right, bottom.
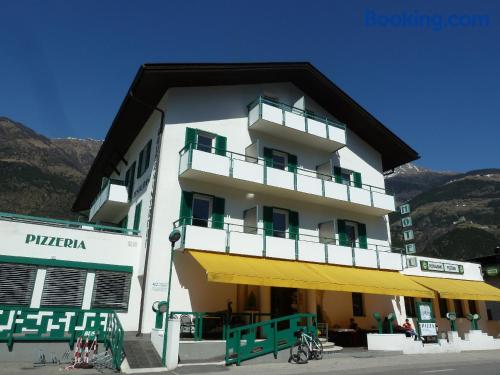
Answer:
248, 96, 347, 152
179, 145, 396, 215
173, 219, 404, 271
89, 179, 130, 223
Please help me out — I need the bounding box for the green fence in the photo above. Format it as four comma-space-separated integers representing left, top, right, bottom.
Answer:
225, 313, 317, 365
0, 306, 124, 370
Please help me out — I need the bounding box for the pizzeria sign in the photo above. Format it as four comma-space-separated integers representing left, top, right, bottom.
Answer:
420, 260, 464, 274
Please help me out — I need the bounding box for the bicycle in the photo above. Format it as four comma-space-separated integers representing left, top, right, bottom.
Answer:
289, 329, 323, 364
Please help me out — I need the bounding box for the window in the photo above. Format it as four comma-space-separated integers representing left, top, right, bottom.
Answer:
333, 166, 362, 188
468, 300, 478, 315
272, 209, 289, 238
341, 170, 351, 185
454, 300, 464, 318
41, 268, 86, 307
133, 201, 142, 231
196, 132, 215, 153
405, 297, 417, 317
352, 293, 364, 316
124, 162, 136, 198
243, 207, 257, 234
192, 195, 212, 227
439, 298, 449, 318
91, 271, 131, 311
338, 220, 367, 249
0, 263, 37, 305
272, 150, 288, 170
143, 140, 152, 171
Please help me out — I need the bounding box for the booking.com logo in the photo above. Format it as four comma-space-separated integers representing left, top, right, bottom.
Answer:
364, 10, 490, 31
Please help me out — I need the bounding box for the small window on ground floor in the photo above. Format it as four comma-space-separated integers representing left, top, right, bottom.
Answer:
439, 298, 449, 318
41, 267, 86, 307
0, 263, 37, 306
405, 296, 417, 317
454, 299, 464, 318
468, 300, 478, 315
352, 293, 364, 317
91, 271, 132, 311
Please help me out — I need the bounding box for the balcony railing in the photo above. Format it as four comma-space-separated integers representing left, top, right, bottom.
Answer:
179, 144, 396, 215
89, 179, 130, 223
0, 211, 139, 235
173, 219, 404, 271
247, 96, 347, 152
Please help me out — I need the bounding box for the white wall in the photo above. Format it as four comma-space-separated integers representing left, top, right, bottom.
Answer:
0, 219, 142, 330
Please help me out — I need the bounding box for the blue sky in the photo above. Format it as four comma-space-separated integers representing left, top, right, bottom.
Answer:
1, 0, 499, 172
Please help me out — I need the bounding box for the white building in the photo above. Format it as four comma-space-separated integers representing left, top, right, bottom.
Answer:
1, 63, 499, 366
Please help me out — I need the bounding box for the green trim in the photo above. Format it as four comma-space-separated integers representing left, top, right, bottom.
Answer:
212, 197, 225, 229
352, 171, 362, 188
0, 255, 133, 273
337, 219, 349, 246
358, 223, 368, 249
0, 212, 139, 235
133, 201, 142, 231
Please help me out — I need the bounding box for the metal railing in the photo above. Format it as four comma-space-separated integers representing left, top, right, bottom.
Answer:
0, 211, 140, 235
179, 142, 392, 196
173, 218, 405, 269
226, 313, 317, 365
248, 96, 346, 131
169, 311, 273, 341
0, 306, 124, 370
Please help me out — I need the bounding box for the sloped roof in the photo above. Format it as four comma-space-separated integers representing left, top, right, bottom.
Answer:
73, 62, 419, 211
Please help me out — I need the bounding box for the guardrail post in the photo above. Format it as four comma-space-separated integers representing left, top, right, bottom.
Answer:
225, 224, 230, 253
351, 246, 356, 267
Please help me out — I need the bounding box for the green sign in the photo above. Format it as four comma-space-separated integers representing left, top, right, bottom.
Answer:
25, 234, 86, 249
420, 260, 464, 274
400, 204, 411, 215
416, 301, 437, 337
485, 266, 499, 277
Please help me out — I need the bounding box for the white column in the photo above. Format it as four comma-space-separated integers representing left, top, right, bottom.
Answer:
30, 268, 46, 308
391, 296, 406, 325
82, 272, 95, 309
166, 318, 181, 370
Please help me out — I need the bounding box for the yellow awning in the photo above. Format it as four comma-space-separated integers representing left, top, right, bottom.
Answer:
188, 250, 434, 298
409, 276, 500, 301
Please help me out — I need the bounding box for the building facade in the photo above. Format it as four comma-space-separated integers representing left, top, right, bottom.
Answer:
1, 64, 499, 358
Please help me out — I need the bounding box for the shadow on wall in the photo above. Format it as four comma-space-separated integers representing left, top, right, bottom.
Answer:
174, 251, 236, 313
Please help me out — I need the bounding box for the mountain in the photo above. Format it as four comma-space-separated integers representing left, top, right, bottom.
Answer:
0, 117, 101, 219
387, 164, 500, 261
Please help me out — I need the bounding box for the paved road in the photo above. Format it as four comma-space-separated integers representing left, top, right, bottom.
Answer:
1, 350, 499, 375
168, 351, 500, 375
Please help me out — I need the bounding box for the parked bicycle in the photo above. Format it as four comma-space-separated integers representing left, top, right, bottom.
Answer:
289, 329, 323, 364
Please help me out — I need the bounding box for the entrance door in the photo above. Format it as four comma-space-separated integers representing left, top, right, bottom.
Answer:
271, 287, 297, 318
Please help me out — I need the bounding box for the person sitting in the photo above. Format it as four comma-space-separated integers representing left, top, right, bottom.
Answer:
402, 319, 417, 339
349, 318, 359, 330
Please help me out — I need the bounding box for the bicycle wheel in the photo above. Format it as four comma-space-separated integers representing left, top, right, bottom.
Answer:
289, 341, 309, 364
312, 338, 323, 360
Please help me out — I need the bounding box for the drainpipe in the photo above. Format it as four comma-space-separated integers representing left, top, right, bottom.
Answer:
128, 90, 165, 336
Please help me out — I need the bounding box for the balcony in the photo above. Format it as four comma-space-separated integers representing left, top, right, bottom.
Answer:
248, 97, 347, 152
89, 179, 129, 223
179, 145, 396, 216
173, 220, 404, 271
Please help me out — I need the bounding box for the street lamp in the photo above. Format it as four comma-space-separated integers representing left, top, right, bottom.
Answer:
161, 229, 181, 366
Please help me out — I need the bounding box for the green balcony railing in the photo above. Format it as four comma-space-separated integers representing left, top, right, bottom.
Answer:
173, 219, 405, 270
0, 211, 139, 235
178, 143, 392, 196
248, 96, 346, 131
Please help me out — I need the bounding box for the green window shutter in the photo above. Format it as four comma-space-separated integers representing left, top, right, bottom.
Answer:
263, 147, 273, 167
263, 206, 273, 236
137, 149, 144, 178
179, 191, 193, 226
133, 201, 142, 231
212, 197, 225, 229
287, 153, 298, 173
289, 210, 299, 240
215, 136, 227, 156
353, 172, 362, 188
144, 140, 152, 171
337, 219, 349, 246
358, 223, 367, 249
185, 127, 197, 148
333, 166, 342, 183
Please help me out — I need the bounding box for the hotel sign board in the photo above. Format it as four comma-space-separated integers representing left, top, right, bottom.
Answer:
420, 260, 464, 274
